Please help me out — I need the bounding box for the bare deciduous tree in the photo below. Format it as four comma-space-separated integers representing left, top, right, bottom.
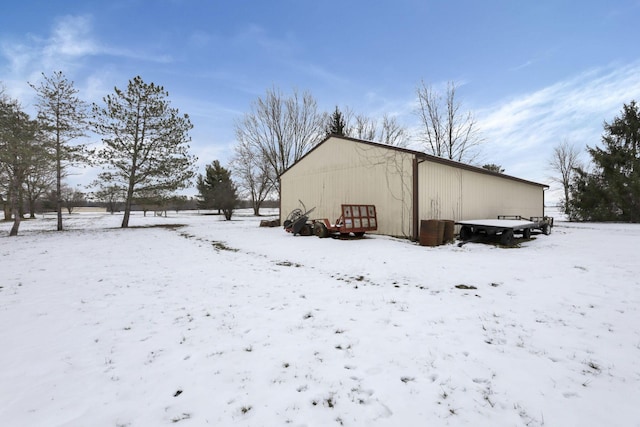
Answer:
378, 114, 408, 147
415, 80, 482, 162
351, 113, 377, 141
549, 139, 582, 215
92, 183, 124, 214
231, 138, 273, 216
330, 107, 408, 147
234, 87, 325, 198
23, 136, 55, 218
59, 184, 86, 214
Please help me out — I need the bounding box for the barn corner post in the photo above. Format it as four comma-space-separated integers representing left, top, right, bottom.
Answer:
412, 156, 419, 242
278, 176, 282, 224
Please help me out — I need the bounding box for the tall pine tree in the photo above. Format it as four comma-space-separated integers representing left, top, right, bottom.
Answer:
92, 76, 196, 228
326, 106, 346, 136
196, 160, 237, 219
569, 101, 640, 222
30, 71, 88, 231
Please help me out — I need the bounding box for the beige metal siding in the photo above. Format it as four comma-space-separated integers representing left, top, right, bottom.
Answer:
281, 135, 546, 239
418, 160, 544, 222
281, 136, 414, 237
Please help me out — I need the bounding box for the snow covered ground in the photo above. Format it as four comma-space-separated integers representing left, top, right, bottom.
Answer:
1, 210, 639, 426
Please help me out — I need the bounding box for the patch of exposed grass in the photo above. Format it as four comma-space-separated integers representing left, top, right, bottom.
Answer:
276, 260, 302, 267
212, 241, 239, 252
171, 413, 191, 423
132, 224, 186, 230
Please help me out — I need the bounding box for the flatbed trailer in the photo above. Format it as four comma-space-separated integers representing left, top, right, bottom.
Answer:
456, 215, 553, 246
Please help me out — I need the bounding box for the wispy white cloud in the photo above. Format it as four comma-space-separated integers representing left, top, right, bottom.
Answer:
480, 62, 640, 152
44, 15, 99, 58
1, 15, 100, 81
289, 61, 349, 88
44, 14, 172, 64
187, 30, 214, 49
232, 24, 298, 58
509, 60, 533, 72
476, 61, 640, 195
1, 15, 172, 85
0, 13, 174, 108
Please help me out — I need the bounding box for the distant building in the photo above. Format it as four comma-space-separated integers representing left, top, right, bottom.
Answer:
70, 206, 108, 213
280, 135, 548, 239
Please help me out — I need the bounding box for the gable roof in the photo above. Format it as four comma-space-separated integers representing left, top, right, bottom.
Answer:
283, 134, 549, 189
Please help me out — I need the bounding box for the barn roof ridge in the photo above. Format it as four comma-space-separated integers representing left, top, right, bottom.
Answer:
285, 133, 549, 188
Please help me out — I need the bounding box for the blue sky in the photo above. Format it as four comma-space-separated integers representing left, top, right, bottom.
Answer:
1, 0, 639, 202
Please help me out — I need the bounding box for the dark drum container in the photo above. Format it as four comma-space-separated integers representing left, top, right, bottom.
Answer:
420, 219, 442, 246
437, 220, 446, 244
443, 220, 455, 243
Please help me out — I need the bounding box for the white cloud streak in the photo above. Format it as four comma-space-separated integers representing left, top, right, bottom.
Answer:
479, 62, 640, 155
1, 15, 171, 87
473, 61, 640, 201
43, 15, 99, 58
0, 14, 175, 109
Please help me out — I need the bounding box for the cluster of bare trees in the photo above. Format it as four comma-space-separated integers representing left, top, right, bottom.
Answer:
232, 87, 326, 214
230, 81, 485, 215
415, 80, 483, 163
226, 80, 596, 218
325, 106, 409, 147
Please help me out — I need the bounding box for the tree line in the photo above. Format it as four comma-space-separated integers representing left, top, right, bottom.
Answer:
227, 82, 486, 216
1, 73, 196, 235
4, 69, 633, 237
2, 72, 485, 236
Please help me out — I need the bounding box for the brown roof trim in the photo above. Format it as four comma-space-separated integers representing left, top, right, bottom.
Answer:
282, 134, 549, 189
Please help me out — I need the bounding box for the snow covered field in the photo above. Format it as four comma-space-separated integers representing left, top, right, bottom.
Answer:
1, 211, 639, 426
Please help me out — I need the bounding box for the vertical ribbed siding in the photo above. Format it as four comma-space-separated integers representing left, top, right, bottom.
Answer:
281, 137, 414, 237
282, 136, 546, 238
418, 160, 544, 221
418, 161, 463, 220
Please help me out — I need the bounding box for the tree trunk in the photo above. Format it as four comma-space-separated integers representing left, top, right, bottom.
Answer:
122, 178, 135, 228
122, 198, 132, 227
9, 214, 20, 236
28, 197, 36, 219
9, 183, 21, 236
56, 142, 63, 231
252, 198, 261, 216
563, 185, 571, 215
